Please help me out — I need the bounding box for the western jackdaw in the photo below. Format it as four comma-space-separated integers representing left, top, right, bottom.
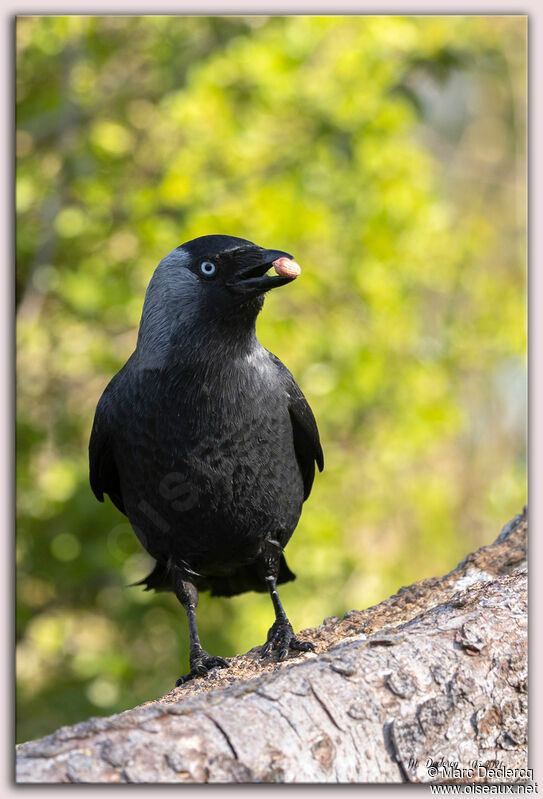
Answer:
89, 234, 324, 685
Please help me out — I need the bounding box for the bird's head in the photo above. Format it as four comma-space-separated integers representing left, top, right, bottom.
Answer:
137, 235, 301, 361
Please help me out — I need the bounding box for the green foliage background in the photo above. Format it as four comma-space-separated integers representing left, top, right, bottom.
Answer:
16, 16, 526, 743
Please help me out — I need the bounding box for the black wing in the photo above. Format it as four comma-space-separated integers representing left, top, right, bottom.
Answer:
270, 353, 324, 501
89, 383, 126, 515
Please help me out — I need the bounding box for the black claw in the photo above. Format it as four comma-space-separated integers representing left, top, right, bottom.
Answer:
292, 640, 315, 652
261, 619, 314, 662
202, 656, 229, 672
175, 652, 230, 687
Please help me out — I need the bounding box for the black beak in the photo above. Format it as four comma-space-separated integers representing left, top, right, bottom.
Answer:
226, 248, 296, 295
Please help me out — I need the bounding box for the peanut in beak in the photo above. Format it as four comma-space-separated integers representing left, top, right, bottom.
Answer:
272, 257, 301, 279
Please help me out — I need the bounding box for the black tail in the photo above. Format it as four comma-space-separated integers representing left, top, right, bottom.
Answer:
208, 555, 296, 598
131, 555, 296, 598
130, 560, 173, 592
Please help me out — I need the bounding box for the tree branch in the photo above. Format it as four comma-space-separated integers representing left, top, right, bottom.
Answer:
16, 509, 528, 784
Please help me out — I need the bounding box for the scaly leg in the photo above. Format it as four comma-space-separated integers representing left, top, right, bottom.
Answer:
261, 573, 315, 661
172, 568, 229, 686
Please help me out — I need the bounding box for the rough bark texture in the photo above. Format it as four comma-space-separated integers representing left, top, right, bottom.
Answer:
16, 509, 528, 784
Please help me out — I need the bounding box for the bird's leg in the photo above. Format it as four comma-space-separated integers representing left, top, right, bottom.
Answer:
172, 568, 229, 687
261, 572, 315, 662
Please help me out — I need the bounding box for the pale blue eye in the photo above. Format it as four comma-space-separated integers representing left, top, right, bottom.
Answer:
200, 261, 216, 277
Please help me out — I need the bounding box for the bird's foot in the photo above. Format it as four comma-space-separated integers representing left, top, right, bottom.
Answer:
261, 619, 315, 662
175, 650, 229, 687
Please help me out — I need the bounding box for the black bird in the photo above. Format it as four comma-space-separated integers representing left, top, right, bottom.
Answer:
89, 234, 324, 686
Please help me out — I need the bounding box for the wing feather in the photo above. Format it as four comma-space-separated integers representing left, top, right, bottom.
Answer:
269, 353, 324, 501
89, 387, 125, 515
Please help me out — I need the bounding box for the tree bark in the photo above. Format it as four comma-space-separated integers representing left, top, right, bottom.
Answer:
16, 509, 528, 784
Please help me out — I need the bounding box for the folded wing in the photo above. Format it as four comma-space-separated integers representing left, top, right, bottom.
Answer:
269, 352, 324, 501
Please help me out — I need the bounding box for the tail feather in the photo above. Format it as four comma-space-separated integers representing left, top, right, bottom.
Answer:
130, 560, 173, 592
208, 555, 296, 597
130, 555, 296, 598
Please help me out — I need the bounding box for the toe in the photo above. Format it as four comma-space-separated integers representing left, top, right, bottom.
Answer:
175, 652, 229, 687
261, 622, 315, 661
204, 656, 229, 670
292, 639, 315, 652
278, 645, 290, 661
